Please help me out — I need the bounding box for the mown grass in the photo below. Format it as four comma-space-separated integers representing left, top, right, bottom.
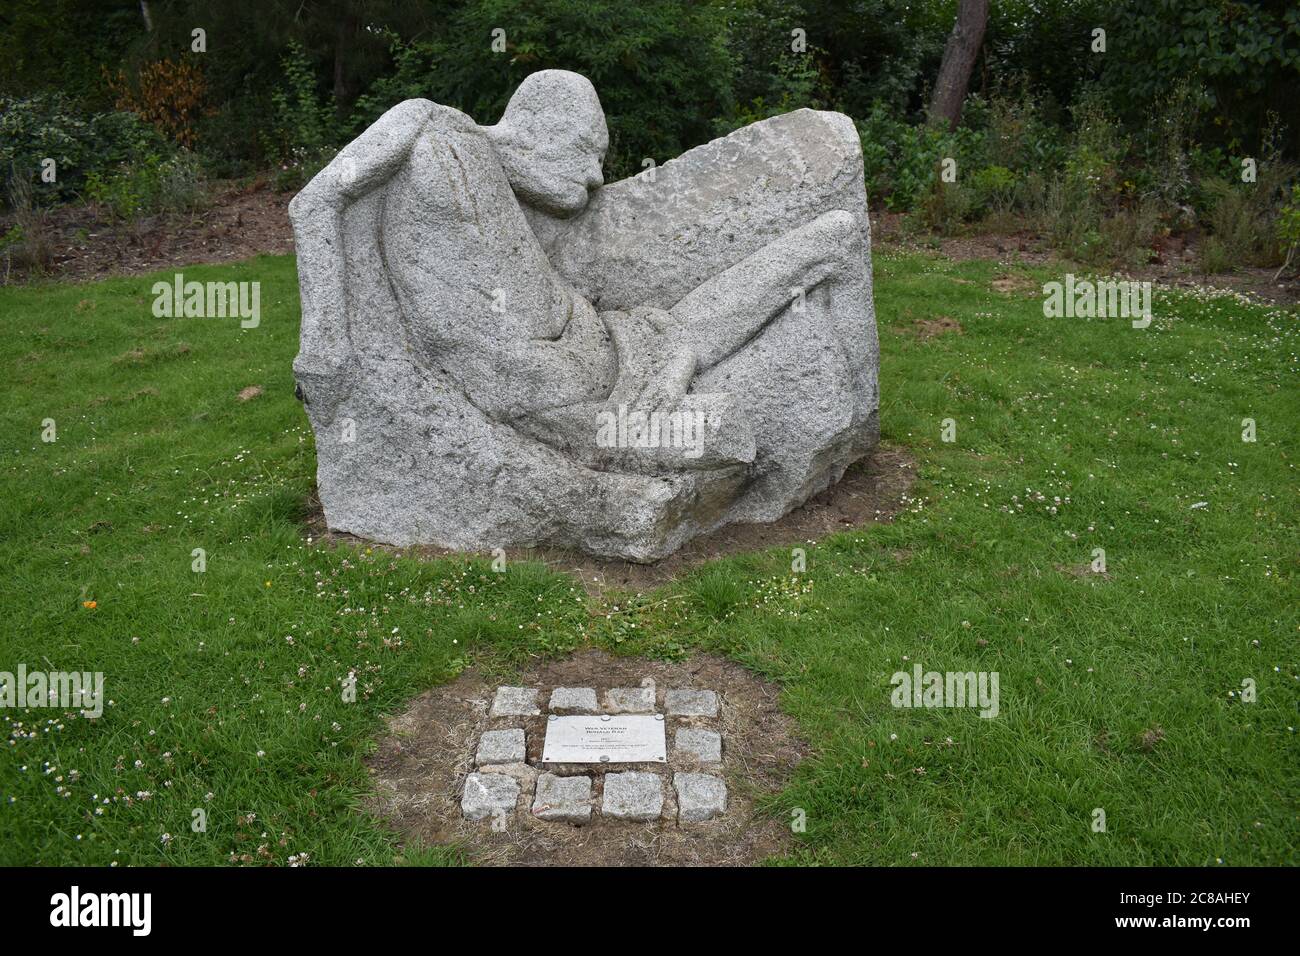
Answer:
0, 253, 1295, 866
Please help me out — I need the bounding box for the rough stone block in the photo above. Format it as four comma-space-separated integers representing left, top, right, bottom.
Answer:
674, 727, 722, 763
532, 773, 593, 823
602, 771, 664, 821
604, 686, 656, 713
548, 687, 598, 713
461, 772, 520, 821
665, 689, 718, 717
476, 728, 525, 765
491, 686, 540, 717
674, 772, 727, 823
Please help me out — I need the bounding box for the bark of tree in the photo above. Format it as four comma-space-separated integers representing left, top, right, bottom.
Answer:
929, 0, 989, 130
333, 12, 357, 108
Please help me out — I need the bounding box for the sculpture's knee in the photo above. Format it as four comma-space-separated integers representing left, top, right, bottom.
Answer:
818, 209, 856, 236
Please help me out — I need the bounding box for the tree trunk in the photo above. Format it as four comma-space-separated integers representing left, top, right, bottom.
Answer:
333, 14, 355, 108
929, 0, 989, 130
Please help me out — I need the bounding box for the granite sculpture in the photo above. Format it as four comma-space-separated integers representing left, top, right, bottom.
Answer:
289, 70, 878, 561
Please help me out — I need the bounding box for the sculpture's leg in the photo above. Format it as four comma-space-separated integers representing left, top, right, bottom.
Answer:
668, 209, 858, 370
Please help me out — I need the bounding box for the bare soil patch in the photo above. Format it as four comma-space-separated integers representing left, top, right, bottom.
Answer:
366, 649, 808, 866
913, 315, 963, 339
3, 178, 294, 285
990, 272, 1037, 295
1055, 562, 1110, 582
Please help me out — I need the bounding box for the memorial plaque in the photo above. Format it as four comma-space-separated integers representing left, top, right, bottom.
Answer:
541, 714, 667, 764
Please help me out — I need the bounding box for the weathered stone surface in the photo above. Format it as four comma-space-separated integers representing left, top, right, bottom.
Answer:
291, 70, 878, 562
602, 771, 664, 821
604, 686, 656, 713
491, 686, 540, 717
674, 727, 722, 763
532, 773, 593, 823
665, 689, 718, 717
673, 773, 727, 823
461, 772, 520, 821
476, 761, 539, 794
476, 728, 526, 765
548, 687, 598, 713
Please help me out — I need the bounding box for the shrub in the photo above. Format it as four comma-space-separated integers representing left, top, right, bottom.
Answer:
1197, 122, 1298, 273
969, 164, 1017, 216
83, 151, 206, 222
1, 174, 53, 279
264, 40, 338, 190
1198, 178, 1292, 273
104, 57, 208, 149
351, 0, 734, 182
858, 104, 983, 212
717, 51, 828, 132
1099, 201, 1160, 269
965, 86, 1068, 174
1133, 80, 1203, 215
914, 178, 972, 235
1275, 184, 1300, 279
0, 93, 163, 205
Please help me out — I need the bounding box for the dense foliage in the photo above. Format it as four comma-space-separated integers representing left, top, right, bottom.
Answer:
1, 0, 1298, 270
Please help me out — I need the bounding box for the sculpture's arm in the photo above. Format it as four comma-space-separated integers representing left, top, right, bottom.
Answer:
288, 99, 438, 383
442, 304, 617, 420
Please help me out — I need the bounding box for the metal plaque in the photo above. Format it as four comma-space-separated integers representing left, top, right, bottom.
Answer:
541, 714, 667, 764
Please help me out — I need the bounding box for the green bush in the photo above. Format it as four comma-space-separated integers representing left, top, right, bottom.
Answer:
0, 92, 164, 205
83, 150, 206, 222
715, 50, 828, 133
969, 164, 1017, 216
1099, 201, 1160, 268
264, 40, 339, 191
1197, 125, 1298, 273
1098, 0, 1300, 159
858, 104, 983, 212
351, 0, 734, 182
1275, 183, 1300, 278
1, 173, 53, 279
963, 87, 1069, 174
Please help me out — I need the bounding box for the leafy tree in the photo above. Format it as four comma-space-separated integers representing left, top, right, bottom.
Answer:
1098, 0, 1300, 156
354, 0, 735, 180
0, 0, 141, 107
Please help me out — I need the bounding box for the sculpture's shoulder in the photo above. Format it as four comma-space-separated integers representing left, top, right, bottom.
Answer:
420, 101, 480, 137
289, 99, 492, 220
396, 103, 507, 205
346, 97, 480, 143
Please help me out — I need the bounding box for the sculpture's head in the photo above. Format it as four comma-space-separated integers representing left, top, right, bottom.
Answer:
486, 70, 608, 217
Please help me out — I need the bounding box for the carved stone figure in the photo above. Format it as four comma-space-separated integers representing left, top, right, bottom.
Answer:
290, 70, 878, 562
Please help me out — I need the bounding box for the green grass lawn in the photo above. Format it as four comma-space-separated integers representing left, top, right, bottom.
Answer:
1, 252, 1295, 866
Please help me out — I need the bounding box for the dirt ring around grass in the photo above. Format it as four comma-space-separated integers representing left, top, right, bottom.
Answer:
307, 443, 917, 595
365, 649, 809, 866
